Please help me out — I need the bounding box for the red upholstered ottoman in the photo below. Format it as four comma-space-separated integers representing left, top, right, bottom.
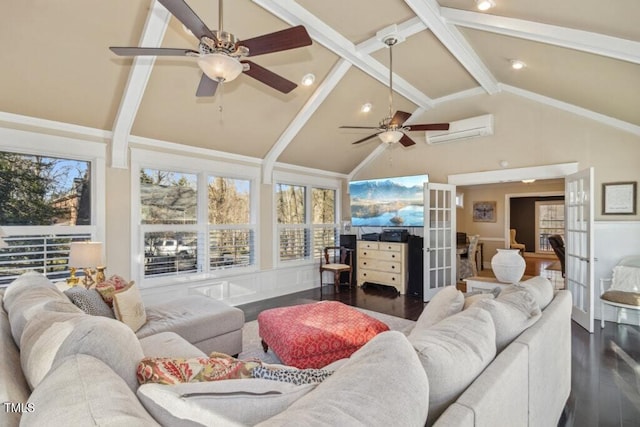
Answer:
257, 301, 389, 368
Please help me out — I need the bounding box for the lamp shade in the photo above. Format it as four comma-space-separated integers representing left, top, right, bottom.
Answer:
68, 242, 104, 268
197, 53, 243, 82
378, 130, 404, 144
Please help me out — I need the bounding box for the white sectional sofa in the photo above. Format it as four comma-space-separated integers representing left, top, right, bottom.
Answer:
0, 272, 571, 426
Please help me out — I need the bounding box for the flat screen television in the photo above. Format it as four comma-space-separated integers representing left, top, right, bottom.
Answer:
349, 174, 428, 227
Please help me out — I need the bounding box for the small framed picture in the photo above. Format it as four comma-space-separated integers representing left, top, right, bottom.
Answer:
473, 201, 497, 222
602, 182, 637, 215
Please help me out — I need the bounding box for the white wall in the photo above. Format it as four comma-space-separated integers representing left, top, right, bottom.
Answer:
594, 221, 640, 325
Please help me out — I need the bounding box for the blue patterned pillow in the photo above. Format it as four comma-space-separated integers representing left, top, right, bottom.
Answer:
64, 287, 115, 318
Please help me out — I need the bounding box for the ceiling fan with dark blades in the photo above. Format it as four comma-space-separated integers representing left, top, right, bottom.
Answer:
340, 37, 449, 147
109, 0, 312, 97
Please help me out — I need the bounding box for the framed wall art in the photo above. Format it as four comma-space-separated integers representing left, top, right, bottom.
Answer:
602, 181, 637, 215
473, 201, 497, 222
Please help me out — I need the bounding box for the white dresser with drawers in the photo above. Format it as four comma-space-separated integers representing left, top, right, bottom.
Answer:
356, 241, 408, 295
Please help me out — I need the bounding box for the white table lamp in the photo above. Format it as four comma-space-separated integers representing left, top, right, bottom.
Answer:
68, 241, 105, 287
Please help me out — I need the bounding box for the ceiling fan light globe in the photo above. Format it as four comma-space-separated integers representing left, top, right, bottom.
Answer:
197, 53, 243, 83
378, 130, 403, 144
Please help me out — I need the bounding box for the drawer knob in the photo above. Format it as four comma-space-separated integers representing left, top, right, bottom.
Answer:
363, 252, 367, 256
391, 277, 395, 281
391, 254, 395, 258
363, 262, 367, 266
391, 265, 395, 269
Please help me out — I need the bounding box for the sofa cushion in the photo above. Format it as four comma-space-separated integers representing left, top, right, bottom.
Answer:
113, 283, 146, 332
136, 296, 245, 347
138, 378, 317, 427
463, 292, 494, 309
0, 304, 30, 426
414, 286, 464, 329
21, 354, 159, 427
516, 276, 554, 309
257, 331, 429, 427
20, 310, 143, 391
139, 332, 207, 358
64, 286, 115, 318
601, 290, 640, 306
408, 307, 496, 426
2, 272, 57, 309
476, 288, 541, 352
3, 276, 78, 346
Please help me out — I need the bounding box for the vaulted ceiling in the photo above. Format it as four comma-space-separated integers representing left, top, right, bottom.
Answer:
1, 0, 638, 178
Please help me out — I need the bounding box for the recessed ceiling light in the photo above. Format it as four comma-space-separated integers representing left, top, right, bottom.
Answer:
361, 103, 372, 113
475, 0, 495, 11
522, 179, 536, 184
511, 60, 526, 70
301, 73, 315, 86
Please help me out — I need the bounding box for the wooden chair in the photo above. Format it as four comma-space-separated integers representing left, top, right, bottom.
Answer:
319, 246, 353, 297
600, 255, 640, 328
510, 229, 526, 255
548, 234, 566, 277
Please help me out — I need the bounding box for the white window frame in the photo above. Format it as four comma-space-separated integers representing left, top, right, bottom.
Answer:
0, 127, 106, 283
131, 148, 260, 288
273, 170, 341, 267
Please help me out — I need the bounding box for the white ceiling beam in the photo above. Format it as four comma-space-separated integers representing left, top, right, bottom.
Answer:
501, 84, 640, 136
252, 0, 435, 109
403, 0, 500, 95
262, 59, 352, 184
356, 17, 427, 55
110, 0, 171, 169
441, 8, 640, 66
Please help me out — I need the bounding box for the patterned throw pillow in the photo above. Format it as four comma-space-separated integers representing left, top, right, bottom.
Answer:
112, 283, 146, 332
251, 365, 334, 385
64, 287, 115, 318
96, 275, 133, 306
137, 353, 261, 385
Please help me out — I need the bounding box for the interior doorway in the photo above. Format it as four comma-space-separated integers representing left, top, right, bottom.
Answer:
509, 193, 565, 255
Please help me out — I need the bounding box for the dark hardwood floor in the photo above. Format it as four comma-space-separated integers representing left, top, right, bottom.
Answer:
237, 257, 640, 427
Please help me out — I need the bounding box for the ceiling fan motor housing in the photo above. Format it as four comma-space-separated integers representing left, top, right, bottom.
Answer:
200, 31, 248, 58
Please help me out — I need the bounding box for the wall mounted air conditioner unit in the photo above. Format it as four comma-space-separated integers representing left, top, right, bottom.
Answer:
425, 114, 494, 144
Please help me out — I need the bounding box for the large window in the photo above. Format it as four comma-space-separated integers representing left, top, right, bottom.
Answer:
276, 183, 338, 263
208, 176, 253, 269
137, 162, 256, 283
0, 150, 98, 285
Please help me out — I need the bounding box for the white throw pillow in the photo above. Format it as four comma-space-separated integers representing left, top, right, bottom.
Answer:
611, 265, 640, 292
413, 286, 464, 330
137, 379, 317, 426
408, 307, 496, 425
112, 284, 146, 332
476, 289, 541, 352
516, 276, 554, 310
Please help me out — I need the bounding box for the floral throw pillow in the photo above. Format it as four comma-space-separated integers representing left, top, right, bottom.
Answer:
137, 353, 261, 385
96, 275, 133, 306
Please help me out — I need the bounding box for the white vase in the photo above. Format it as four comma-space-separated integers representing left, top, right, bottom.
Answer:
491, 249, 526, 284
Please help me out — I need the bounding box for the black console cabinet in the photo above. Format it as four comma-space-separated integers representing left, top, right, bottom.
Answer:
407, 235, 424, 298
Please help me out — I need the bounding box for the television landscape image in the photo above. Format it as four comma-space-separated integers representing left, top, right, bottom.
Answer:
349, 175, 428, 227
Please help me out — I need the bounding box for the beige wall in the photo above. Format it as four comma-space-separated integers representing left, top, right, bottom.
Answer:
354, 92, 640, 223
105, 166, 132, 277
